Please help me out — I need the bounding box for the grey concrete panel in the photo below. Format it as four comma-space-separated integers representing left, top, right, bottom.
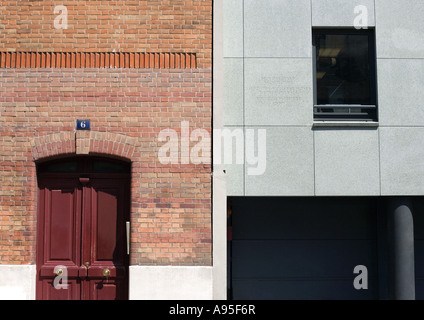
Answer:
224, 58, 244, 126
244, 126, 314, 196
224, 0, 244, 57
312, 0, 375, 27
220, 126, 245, 196
375, 0, 424, 58
314, 128, 380, 196
244, 58, 313, 126
380, 127, 424, 195
244, 0, 312, 58
377, 59, 424, 126
224, 162, 244, 196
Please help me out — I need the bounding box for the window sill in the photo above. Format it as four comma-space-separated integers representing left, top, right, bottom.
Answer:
312, 121, 379, 128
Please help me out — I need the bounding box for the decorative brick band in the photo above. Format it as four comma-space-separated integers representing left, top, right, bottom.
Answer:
0, 52, 197, 69
30, 131, 138, 162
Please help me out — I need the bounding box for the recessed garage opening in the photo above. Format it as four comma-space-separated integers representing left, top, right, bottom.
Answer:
227, 197, 381, 300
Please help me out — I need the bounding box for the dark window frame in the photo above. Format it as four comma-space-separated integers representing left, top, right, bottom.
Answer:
36, 156, 131, 174
313, 28, 378, 122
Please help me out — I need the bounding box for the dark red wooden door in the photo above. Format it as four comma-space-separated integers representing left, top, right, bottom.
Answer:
36, 158, 130, 300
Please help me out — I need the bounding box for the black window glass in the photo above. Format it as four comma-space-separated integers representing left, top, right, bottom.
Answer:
93, 160, 128, 173
40, 161, 78, 173
313, 29, 377, 121
316, 33, 371, 104
38, 158, 130, 174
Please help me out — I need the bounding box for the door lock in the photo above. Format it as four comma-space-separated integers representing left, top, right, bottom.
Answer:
102, 268, 110, 277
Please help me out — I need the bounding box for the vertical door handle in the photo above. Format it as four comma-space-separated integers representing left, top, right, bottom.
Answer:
126, 221, 130, 255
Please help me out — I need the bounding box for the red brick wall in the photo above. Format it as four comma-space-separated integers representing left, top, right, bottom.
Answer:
0, 1, 212, 67
0, 1, 212, 266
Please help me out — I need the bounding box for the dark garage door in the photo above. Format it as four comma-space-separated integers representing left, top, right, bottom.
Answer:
229, 197, 379, 300
413, 198, 424, 300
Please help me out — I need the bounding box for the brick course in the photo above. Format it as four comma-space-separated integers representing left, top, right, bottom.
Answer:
0, 1, 212, 266
0, 52, 198, 69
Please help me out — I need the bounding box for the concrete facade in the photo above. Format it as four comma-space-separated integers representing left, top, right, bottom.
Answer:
223, 0, 424, 198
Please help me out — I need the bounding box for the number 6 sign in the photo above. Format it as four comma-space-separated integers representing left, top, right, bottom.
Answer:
76, 119, 90, 130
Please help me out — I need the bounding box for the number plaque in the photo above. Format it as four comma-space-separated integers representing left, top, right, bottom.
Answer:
76, 119, 90, 130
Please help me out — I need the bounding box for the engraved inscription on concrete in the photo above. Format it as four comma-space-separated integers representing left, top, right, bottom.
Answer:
245, 59, 313, 125
254, 78, 310, 107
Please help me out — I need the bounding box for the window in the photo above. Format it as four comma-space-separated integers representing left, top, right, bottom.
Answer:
313, 29, 377, 121
37, 157, 130, 174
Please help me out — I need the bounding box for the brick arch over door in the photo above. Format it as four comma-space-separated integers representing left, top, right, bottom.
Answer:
30, 131, 138, 162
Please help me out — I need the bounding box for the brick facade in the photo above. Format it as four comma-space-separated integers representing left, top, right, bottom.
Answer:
0, 1, 211, 67
0, 1, 212, 266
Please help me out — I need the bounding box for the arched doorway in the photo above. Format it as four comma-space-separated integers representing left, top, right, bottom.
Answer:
36, 156, 130, 300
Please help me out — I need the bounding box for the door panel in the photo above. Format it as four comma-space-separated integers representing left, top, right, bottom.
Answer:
90, 280, 120, 300
40, 279, 81, 300
95, 188, 120, 261
49, 189, 78, 261
37, 178, 82, 300
92, 182, 127, 264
